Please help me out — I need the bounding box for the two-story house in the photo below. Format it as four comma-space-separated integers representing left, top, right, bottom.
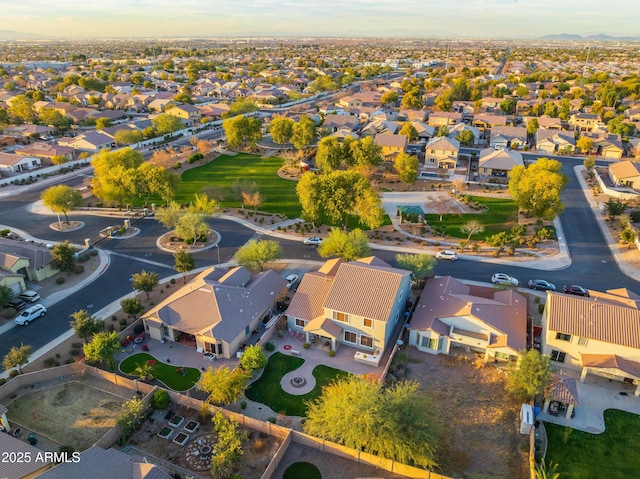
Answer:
535, 128, 576, 155
423, 136, 460, 172
166, 104, 201, 126
373, 132, 407, 159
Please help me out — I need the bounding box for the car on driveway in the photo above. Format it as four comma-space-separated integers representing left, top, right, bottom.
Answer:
491, 273, 519, 287
19, 290, 41, 303
435, 250, 458, 261
285, 274, 298, 290
15, 304, 47, 325
303, 237, 323, 246
527, 279, 556, 291
562, 284, 590, 297
7, 298, 27, 311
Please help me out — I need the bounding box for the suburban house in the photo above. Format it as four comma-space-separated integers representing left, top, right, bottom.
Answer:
337, 96, 363, 109
408, 276, 527, 361
534, 116, 565, 130
489, 126, 528, 150
427, 111, 462, 128
581, 132, 625, 159
535, 128, 576, 155
423, 136, 460, 171
360, 119, 399, 137
58, 131, 116, 153
166, 103, 202, 125
472, 113, 508, 137
285, 257, 411, 356
569, 113, 602, 132
0, 237, 58, 286
608, 160, 640, 189
0, 152, 42, 176
0, 429, 54, 478
448, 122, 480, 145
15, 142, 75, 161
3, 124, 55, 139
477, 147, 524, 178
374, 132, 407, 159
323, 114, 359, 132
410, 120, 435, 140
541, 287, 640, 395
142, 266, 287, 359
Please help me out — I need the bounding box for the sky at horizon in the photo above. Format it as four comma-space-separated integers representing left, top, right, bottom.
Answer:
4, 0, 640, 39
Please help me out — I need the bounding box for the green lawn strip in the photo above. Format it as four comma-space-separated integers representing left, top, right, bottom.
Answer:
119, 353, 201, 392
173, 153, 302, 218
545, 409, 640, 479
245, 352, 348, 416
283, 462, 321, 479
424, 195, 519, 240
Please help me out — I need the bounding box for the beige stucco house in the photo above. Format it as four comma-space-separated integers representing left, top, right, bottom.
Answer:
427, 111, 462, 128
286, 257, 411, 355
374, 132, 407, 159
535, 128, 576, 155
542, 287, 640, 396
423, 136, 460, 170
609, 160, 640, 189
477, 147, 524, 178
0, 237, 57, 286
142, 266, 286, 359
408, 276, 527, 361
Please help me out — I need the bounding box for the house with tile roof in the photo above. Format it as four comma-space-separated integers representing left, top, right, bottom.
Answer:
323, 113, 359, 132
408, 276, 527, 361
286, 257, 411, 354
477, 147, 524, 179
373, 132, 406, 159
0, 152, 42, 176
423, 136, 460, 172
489, 126, 528, 150
569, 113, 602, 132
142, 266, 287, 359
0, 431, 54, 478
535, 128, 576, 155
0, 237, 58, 284
581, 132, 624, 159
166, 103, 201, 125
427, 111, 462, 128
541, 287, 640, 395
608, 160, 640, 189
58, 131, 116, 153
15, 142, 75, 161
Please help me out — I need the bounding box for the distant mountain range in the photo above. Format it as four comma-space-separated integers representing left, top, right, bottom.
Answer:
0, 30, 48, 40
539, 33, 640, 41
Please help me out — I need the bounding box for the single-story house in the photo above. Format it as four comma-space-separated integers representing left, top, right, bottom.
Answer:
427, 111, 462, 128
0, 237, 58, 284
489, 126, 528, 150
0, 152, 42, 176
477, 147, 524, 178
15, 142, 75, 161
3, 124, 55, 139
609, 160, 640, 189
0, 427, 54, 478
542, 287, 640, 395
143, 266, 287, 359
535, 128, 576, 155
58, 131, 116, 153
323, 114, 359, 132
286, 257, 411, 355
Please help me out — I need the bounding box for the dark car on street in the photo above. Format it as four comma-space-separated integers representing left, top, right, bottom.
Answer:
528, 279, 556, 291
562, 284, 590, 297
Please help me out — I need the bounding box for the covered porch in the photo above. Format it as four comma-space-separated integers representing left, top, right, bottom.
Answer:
543, 374, 579, 419
580, 353, 640, 396
303, 316, 342, 352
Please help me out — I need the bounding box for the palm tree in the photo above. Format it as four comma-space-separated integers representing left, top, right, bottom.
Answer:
132, 361, 155, 381
535, 459, 561, 479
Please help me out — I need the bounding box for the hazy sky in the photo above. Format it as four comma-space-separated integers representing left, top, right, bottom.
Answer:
4, 0, 640, 38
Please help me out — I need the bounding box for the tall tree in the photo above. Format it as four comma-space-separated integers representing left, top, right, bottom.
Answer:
269, 116, 294, 144
399, 122, 418, 141
223, 114, 262, 149
291, 115, 316, 150
576, 137, 594, 154
152, 114, 185, 135
174, 250, 195, 283
155, 201, 183, 230
234, 239, 282, 272
505, 349, 552, 401
526, 118, 540, 136
2, 343, 32, 374
131, 270, 160, 300
296, 172, 323, 227
51, 241, 76, 275
69, 309, 104, 343
83, 331, 121, 370
508, 158, 569, 220
457, 129, 475, 146
120, 297, 144, 319
394, 152, 419, 184
318, 228, 370, 261
395, 253, 435, 285
349, 136, 382, 168
197, 366, 252, 405
175, 211, 209, 246
91, 148, 144, 206
9, 95, 35, 123
41, 185, 82, 226
304, 376, 439, 468
210, 411, 249, 479
380, 90, 399, 106
315, 136, 344, 172
239, 344, 267, 371
0, 284, 13, 308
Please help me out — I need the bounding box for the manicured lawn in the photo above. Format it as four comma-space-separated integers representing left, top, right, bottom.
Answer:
425, 195, 519, 240
245, 352, 349, 417
174, 153, 302, 218
119, 353, 201, 392
284, 462, 321, 479
545, 409, 640, 479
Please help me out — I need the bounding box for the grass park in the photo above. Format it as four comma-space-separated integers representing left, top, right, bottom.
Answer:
545, 409, 640, 479
245, 352, 348, 417
119, 353, 201, 391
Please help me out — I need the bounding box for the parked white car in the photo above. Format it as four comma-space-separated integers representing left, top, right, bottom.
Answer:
19, 290, 41, 303
285, 274, 299, 290
491, 273, 519, 287
435, 250, 458, 261
15, 304, 47, 325
303, 237, 323, 246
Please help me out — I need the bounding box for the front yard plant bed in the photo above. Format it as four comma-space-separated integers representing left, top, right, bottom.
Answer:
245, 352, 348, 416
119, 353, 201, 391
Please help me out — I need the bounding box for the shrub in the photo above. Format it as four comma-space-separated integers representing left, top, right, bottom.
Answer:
69, 349, 81, 357
65, 358, 75, 364
133, 323, 145, 335
0, 229, 10, 237
8, 370, 19, 378
89, 249, 98, 257
267, 416, 276, 424
303, 342, 310, 349
265, 342, 275, 352
44, 357, 56, 367
119, 318, 127, 326
56, 277, 65, 285
328, 350, 336, 357
538, 303, 545, 314
2, 307, 16, 319
170, 278, 176, 284
74, 264, 85, 274
240, 401, 247, 410
0, 378, 6, 386
112, 315, 118, 322
173, 161, 182, 169
151, 389, 170, 410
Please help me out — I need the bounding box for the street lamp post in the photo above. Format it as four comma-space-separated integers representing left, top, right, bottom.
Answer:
215, 244, 220, 267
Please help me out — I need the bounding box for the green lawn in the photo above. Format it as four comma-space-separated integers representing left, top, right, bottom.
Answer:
119, 353, 201, 392
174, 153, 302, 218
425, 195, 519, 240
545, 409, 640, 479
245, 352, 348, 417
284, 462, 321, 479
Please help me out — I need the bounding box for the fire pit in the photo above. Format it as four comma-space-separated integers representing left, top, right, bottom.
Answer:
290, 376, 306, 388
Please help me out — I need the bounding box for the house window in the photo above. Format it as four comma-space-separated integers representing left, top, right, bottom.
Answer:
344, 331, 357, 344
360, 335, 373, 348
333, 311, 348, 323
295, 318, 306, 328
245, 325, 250, 336
363, 318, 372, 328
420, 335, 440, 351
495, 352, 510, 361
550, 350, 566, 362
577, 336, 588, 346
555, 332, 572, 342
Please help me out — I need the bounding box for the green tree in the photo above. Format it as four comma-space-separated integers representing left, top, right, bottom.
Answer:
174, 250, 195, 283
381, 90, 399, 106
436, 125, 449, 137
526, 118, 540, 136
395, 253, 435, 284
304, 376, 439, 468
226, 98, 258, 117
210, 411, 249, 479
434, 90, 453, 111
91, 148, 144, 206
120, 297, 144, 319
605, 198, 627, 217
583, 155, 596, 171
95, 117, 112, 130
38, 108, 72, 131
457, 129, 475, 146
460, 220, 485, 241
349, 136, 382, 168
116, 396, 147, 441
223, 114, 262, 149
296, 172, 323, 227
131, 361, 155, 381
175, 211, 209, 246
155, 201, 183, 230
318, 228, 370, 261
2, 343, 32, 374
41, 185, 82, 226
402, 90, 424, 109
152, 114, 185, 136
197, 366, 252, 405
487, 231, 510, 256
499, 98, 515, 114
394, 152, 419, 184
399, 122, 418, 141
51, 155, 68, 168
234, 239, 282, 272
83, 331, 121, 370
9, 95, 35, 123
321, 170, 382, 229
607, 116, 636, 137
508, 158, 569, 220
133, 162, 177, 206
114, 129, 143, 146
239, 344, 267, 371
315, 136, 344, 172
505, 349, 552, 400
131, 270, 160, 300
353, 188, 385, 230
69, 309, 104, 343
576, 136, 594, 154
0, 284, 13, 308
269, 116, 294, 144
620, 226, 637, 249
51, 241, 76, 275
291, 115, 316, 150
